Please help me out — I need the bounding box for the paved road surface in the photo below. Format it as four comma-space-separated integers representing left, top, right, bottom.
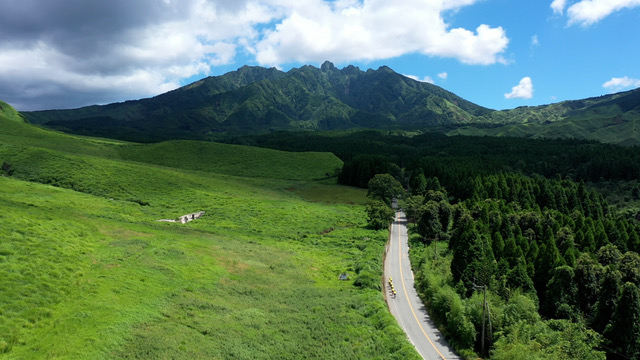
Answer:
384, 207, 461, 360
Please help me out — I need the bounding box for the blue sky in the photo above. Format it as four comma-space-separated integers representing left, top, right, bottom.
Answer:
0, 0, 639, 111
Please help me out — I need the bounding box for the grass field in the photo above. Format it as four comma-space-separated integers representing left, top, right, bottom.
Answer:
0, 102, 419, 359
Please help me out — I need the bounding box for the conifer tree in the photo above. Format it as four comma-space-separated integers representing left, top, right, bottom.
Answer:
534, 230, 562, 305
545, 265, 579, 319
592, 267, 622, 333
574, 254, 604, 318
417, 200, 442, 242
409, 170, 427, 195
604, 282, 640, 359
619, 252, 640, 286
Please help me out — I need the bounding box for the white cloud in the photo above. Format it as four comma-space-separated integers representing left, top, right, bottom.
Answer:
0, 0, 277, 109
0, 0, 510, 110
505, 77, 534, 99
254, 0, 509, 66
405, 74, 435, 84
559, 0, 640, 26
438, 72, 448, 80
551, 0, 567, 14
531, 35, 539, 46
603, 76, 640, 92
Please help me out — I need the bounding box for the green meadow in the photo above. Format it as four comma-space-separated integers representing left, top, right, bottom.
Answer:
0, 102, 419, 359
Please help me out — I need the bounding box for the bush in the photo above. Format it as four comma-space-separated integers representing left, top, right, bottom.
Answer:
446, 293, 476, 350
366, 200, 395, 230
1, 162, 13, 176
354, 265, 380, 291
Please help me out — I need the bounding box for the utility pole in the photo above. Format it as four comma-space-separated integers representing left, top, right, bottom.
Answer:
474, 284, 488, 356
481, 285, 487, 357
434, 237, 437, 260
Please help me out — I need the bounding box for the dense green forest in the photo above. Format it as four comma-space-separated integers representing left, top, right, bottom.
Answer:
229, 130, 640, 359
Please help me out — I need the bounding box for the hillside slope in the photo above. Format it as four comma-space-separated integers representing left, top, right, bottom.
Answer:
455, 87, 640, 145
487, 87, 640, 124
0, 104, 419, 359
2, 103, 341, 181
0, 100, 23, 122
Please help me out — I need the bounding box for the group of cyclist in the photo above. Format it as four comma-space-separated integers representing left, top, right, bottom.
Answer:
388, 277, 397, 299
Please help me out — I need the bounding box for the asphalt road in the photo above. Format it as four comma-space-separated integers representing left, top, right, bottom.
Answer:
384, 208, 461, 360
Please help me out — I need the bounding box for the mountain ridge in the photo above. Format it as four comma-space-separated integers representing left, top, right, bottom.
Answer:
22, 62, 492, 141
455, 87, 640, 145
20, 62, 640, 145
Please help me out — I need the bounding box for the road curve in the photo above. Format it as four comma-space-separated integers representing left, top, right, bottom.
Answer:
384, 207, 461, 360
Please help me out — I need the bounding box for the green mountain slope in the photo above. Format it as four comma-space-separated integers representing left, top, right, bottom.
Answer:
455, 87, 640, 145
450, 113, 640, 146
487, 87, 640, 124
23, 62, 491, 141
19, 64, 640, 145
117, 140, 341, 180
0, 104, 419, 359
0, 100, 23, 122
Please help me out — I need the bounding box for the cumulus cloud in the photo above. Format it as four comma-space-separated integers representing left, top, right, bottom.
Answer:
552, 0, 640, 26
254, 0, 509, 66
531, 35, 539, 46
551, 0, 567, 14
505, 77, 534, 99
438, 72, 448, 80
404, 74, 435, 84
603, 76, 640, 92
0, 0, 509, 110
0, 0, 276, 109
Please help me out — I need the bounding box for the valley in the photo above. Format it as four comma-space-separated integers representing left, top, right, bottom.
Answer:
3, 62, 640, 359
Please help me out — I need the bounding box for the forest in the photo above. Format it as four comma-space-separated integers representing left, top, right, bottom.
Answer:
230, 130, 640, 359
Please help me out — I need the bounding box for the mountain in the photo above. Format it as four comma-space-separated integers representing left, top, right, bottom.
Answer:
450, 87, 640, 145
486, 87, 640, 124
22, 61, 492, 141
21, 63, 640, 145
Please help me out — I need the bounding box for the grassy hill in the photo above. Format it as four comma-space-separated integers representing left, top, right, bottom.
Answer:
117, 140, 342, 181
0, 101, 23, 122
1, 100, 342, 182
0, 103, 418, 359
